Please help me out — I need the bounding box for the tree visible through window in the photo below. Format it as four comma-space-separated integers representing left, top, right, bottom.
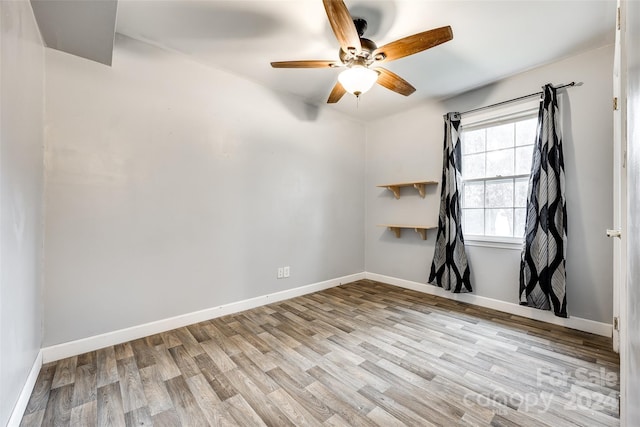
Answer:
461, 113, 537, 239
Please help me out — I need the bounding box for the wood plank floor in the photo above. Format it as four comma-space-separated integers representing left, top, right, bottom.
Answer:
20, 280, 620, 426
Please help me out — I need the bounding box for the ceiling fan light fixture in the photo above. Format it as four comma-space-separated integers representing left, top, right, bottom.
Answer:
271, 1, 453, 104
338, 65, 378, 96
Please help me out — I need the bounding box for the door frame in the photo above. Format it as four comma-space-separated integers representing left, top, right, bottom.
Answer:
612, 0, 627, 354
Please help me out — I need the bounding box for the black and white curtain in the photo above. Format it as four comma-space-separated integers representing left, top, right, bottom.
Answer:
429, 112, 472, 293
519, 84, 568, 317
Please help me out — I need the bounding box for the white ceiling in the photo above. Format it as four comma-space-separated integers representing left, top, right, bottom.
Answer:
115, 0, 615, 121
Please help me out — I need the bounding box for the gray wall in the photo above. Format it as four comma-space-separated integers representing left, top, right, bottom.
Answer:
0, 0, 45, 424
43, 35, 365, 346
623, 0, 640, 423
366, 45, 614, 323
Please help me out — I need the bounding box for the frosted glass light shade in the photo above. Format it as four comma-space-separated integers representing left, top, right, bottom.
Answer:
338, 66, 378, 96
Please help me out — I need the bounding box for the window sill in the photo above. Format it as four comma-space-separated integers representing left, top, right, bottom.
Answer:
464, 236, 524, 251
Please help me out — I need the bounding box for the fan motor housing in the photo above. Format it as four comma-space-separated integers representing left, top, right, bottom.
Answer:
339, 37, 377, 65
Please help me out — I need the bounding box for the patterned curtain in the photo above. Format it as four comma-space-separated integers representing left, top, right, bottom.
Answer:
519, 84, 568, 317
429, 112, 472, 293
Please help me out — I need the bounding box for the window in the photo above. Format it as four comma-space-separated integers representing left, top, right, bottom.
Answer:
460, 102, 539, 244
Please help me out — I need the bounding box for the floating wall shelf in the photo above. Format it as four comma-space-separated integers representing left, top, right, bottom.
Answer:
377, 180, 438, 199
378, 224, 437, 240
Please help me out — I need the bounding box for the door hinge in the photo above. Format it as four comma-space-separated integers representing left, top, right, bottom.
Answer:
607, 229, 622, 238
617, 7, 621, 30
614, 97, 619, 110
614, 317, 619, 331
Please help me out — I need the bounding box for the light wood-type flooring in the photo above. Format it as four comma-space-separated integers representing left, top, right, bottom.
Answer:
20, 280, 620, 426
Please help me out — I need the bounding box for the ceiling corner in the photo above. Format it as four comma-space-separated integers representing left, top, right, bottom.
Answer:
31, 0, 118, 66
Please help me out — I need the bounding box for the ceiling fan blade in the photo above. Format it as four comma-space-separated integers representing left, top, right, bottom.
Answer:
373, 26, 453, 63
271, 60, 338, 68
374, 67, 416, 96
322, 0, 361, 54
327, 81, 347, 103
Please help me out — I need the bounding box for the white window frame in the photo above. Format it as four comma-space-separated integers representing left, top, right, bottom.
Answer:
460, 99, 541, 250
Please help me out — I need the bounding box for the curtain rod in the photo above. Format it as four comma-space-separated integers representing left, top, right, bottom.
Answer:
460, 82, 576, 116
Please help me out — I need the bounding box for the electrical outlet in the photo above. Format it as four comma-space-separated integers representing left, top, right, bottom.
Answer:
283, 266, 290, 278
277, 267, 284, 279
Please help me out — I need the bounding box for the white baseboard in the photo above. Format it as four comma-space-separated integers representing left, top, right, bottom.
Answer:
365, 272, 612, 337
7, 350, 43, 427
40, 270, 610, 364
41, 273, 365, 363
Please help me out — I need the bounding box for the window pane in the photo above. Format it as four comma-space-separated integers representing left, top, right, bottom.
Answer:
464, 181, 484, 208
486, 149, 514, 177
461, 114, 535, 240
463, 153, 485, 179
514, 208, 526, 238
515, 177, 529, 207
516, 117, 537, 146
515, 145, 534, 175
487, 123, 514, 151
486, 208, 513, 237
463, 129, 485, 154
486, 179, 513, 208
464, 209, 484, 235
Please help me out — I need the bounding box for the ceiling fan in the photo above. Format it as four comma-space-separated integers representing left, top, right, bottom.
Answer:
271, 0, 453, 103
